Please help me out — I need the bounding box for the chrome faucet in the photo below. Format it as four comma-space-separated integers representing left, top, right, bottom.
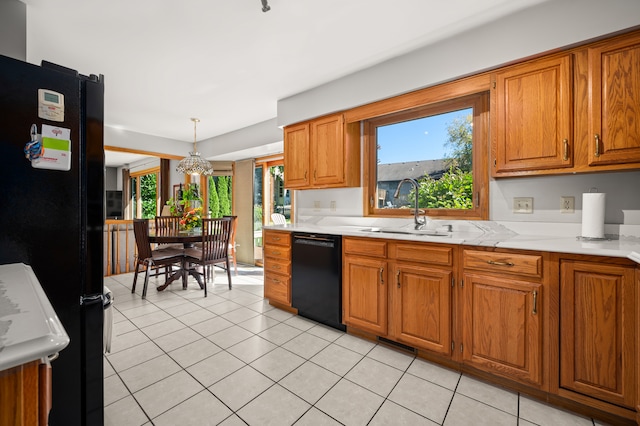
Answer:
393, 178, 426, 230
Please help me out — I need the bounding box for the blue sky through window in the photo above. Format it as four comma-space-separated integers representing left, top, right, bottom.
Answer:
377, 108, 472, 164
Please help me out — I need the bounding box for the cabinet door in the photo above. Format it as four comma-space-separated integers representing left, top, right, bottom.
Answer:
560, 261, 636, 407
588, 33, 640, 165
264, 272, 291, 306
493, 55, 572, 174
462, 273, 543, 386
0, 360, 43, 426
284, 122, 310, 188
310, 114, 344, 186
343, 255, 387, 335
390, 263, 451, 355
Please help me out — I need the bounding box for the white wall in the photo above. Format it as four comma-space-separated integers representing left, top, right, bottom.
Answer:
104, 118, 283, 163
0, 0, 26, 61
294, 172, 640, 226
105, 126, 190, 159
277, 0, 640, 127
105, 167, 118, 191
490, 172, 640, 225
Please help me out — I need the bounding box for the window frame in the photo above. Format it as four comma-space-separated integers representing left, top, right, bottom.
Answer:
129, 166, 160, 219
363, 91, 489, 220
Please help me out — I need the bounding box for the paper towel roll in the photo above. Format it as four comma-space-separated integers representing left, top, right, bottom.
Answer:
581, 192, 606, 238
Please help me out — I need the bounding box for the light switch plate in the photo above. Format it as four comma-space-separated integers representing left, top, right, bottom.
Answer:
513, 197, 533, 214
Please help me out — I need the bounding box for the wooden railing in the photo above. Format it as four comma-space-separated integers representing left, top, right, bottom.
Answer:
104, 219, 137, 277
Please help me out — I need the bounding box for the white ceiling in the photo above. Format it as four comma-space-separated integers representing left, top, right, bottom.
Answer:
22, 0, 549, 165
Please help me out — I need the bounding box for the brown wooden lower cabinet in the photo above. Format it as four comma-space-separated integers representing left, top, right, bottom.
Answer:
390, 263, 452, 355
343, 253, 388, 336
263, 230, 292, 306
461, 272, 543, 386
343, 238, 454, 355
559, 258, 637, 409
0, 359, 52, 426
275, 234, 640, 424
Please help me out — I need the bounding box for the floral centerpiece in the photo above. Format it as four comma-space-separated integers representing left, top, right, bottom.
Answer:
180, 206, 203, 231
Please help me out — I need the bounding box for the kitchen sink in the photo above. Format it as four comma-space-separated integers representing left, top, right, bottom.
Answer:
359, 227, 450, 237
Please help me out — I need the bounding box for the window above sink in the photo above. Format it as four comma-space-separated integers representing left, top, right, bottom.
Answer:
360, 79, 489, 221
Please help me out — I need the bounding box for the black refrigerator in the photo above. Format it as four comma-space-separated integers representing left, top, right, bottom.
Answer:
0, 54, 104, 425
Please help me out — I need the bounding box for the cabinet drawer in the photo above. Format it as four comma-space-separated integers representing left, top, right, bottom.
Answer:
263, 245, 291, 260
464, 250, 542, 278
344, 237, 387, 258
264, 272, 291, 305
390, 242, 453, 266
264, 258, 291, 275
263, 230, 291, 247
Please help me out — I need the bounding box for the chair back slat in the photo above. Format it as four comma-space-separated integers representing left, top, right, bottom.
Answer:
155, 216, 180, 238
271, 213, 286, 224
201, 218, 232, 262
133, 219, 153, 259
223, 215, 237, 248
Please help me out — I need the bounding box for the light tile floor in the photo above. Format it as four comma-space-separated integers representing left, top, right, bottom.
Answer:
104, 265, 610, 426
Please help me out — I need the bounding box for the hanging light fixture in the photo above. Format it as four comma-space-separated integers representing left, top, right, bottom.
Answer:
176, 118, 214, 176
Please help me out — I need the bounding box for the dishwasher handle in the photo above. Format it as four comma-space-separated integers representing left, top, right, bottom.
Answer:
293, 234, 340, 248
295, 235, 334, 243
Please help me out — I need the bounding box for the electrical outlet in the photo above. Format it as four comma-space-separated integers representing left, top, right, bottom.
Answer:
313, 200, 321, 210
561, 196, 575, 213
513, 197, 533, 214
330, 201, 336, 211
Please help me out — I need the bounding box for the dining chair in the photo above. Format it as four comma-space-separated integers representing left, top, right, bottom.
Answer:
271, 213, 286, 225
132, 219, 184, 299
154, 215, 183, 251
184, 217, 232, 296
223, 215, 238, 275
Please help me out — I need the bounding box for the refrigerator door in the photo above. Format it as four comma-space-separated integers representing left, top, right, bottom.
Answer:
0, 55, 104, 425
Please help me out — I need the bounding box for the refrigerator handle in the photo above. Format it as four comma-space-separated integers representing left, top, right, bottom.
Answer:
80, 293, 103, 306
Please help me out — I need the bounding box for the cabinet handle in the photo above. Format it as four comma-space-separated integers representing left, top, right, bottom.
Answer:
379, 267, 384, 285
273, 278, 282, 284
314, 170, 317, 180
487, 260, 515, 267
563, 139, 568, 161
594, 134, 601, 157
273, 265, 281, 270
532, 290, 538, 315
271, 251, 280, 256
272, 237, 281, 241
396, 270, 401, 288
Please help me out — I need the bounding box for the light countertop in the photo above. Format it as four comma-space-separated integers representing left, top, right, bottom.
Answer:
0, 263, 69, 371
264, 217, 640, 264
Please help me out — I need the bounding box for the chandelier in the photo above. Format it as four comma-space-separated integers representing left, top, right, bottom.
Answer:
176, 118, 214, 176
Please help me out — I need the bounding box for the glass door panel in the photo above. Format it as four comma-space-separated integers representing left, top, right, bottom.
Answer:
254, 165, 264, 264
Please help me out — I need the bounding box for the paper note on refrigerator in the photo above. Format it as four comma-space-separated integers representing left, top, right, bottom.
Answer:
32, 124, 71, 171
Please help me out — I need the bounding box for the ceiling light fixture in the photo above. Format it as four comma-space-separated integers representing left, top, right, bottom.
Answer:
176, 118, 213, 176
261, 0, 271, 12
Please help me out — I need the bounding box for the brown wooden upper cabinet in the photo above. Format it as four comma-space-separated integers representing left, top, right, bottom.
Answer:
587, 32, 640, 166
492, 30, 640, 176
283, 122, 310, 188
492, 54, 573, 176
284, 113, 360, 189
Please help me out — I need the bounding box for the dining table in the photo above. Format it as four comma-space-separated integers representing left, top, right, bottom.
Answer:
148, 229, 209, 291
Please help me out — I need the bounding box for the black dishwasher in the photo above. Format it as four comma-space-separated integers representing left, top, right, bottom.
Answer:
291, 232, 345, 331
